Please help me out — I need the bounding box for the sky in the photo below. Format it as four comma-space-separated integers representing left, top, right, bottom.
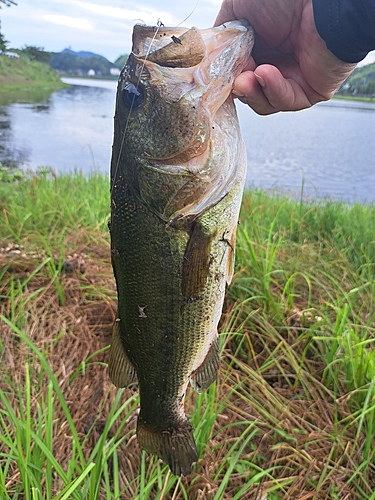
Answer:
0, 0, 374, 64
0, 0, 222, 62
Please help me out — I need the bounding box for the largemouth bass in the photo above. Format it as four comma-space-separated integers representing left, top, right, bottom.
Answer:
108, 20, 253, 476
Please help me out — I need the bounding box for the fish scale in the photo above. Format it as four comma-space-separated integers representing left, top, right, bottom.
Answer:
108, 20, 254, 476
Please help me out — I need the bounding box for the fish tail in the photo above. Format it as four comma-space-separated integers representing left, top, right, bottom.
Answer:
137, 416, 198, 476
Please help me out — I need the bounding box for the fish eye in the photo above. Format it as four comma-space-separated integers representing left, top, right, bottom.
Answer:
121, 82, 145, 110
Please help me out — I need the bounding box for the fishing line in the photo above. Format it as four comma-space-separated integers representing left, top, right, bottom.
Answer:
111, 20, 162, 196
111, 0, 201, 196
176, 0, 201, 27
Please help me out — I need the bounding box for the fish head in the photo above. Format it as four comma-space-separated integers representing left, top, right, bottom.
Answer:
111, 20, 254, 221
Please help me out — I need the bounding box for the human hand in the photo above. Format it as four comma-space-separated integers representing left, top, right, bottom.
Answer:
215, 0, 357, 115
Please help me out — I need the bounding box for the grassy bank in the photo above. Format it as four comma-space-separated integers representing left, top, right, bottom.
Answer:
0, 56, 66, 92
1, 170, 375, 499
333, 94, 375, 103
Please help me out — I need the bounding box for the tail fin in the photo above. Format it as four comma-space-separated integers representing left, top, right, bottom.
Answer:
137, 416, 198, 476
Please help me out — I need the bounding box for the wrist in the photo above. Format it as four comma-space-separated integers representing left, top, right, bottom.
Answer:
312, 0, 375, 63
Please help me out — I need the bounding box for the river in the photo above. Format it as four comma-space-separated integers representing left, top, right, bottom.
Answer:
1, 77, 374, 203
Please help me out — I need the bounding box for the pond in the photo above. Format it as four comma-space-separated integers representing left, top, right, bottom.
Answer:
1, 77, 374, 203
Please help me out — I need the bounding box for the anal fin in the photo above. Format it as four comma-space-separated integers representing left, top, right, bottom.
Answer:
190, 336, 220, 393
108, 320, 137, 388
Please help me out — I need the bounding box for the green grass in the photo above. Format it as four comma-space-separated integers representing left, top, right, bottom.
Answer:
1, 170, 375, 498
0, 55, 66, 92
333, 95, 375, 103
0, 168, 110, 244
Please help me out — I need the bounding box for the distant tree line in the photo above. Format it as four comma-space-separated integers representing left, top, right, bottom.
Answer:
350, 80, 375, 95
21, 46, 51, 64
113, 54, 128, 69
337, 62, 375, 97
0, 39, 51, 63
50, 52, 113, 76
0, 40, 128, 77
48, 51, 128, 76
0, 31, 8, 51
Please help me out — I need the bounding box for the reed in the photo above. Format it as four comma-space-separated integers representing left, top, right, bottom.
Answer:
1, 170, 375, 498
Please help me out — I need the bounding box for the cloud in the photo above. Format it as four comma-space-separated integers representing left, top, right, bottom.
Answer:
357, 50, 375, 67
0, 0, 219, 60
44, 14, 93, 30
74, 1, 179, 26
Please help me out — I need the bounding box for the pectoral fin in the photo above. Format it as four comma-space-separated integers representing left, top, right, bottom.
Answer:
190, 336, 220, 393
108, 320, 137, 388
182, 222, 213, 299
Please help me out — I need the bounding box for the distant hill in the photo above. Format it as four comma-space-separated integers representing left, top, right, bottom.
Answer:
113, 54, 128, 69
61, 48, 108, 61
50, 49, 120, 77
337, 62, 375, 96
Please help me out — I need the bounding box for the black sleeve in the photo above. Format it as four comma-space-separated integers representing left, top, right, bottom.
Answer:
312, 0, 375, 63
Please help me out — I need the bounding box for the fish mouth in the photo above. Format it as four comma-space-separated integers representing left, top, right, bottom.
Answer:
132, 20, 253, 77
133, 25, 207, 68
125, 21, 254, 221
131, 20, 254, 165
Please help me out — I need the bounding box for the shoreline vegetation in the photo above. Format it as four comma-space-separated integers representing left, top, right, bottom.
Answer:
1, 170, 375, 498
1, 55, 374, 104
0, 55, 67, 93
332, 94, 375, 103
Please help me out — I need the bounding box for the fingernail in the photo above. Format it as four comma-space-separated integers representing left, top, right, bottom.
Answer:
254, 72, 266, 88
232, 88, 245, 97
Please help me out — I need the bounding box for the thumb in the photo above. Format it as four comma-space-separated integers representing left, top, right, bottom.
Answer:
234, 64, 318, 115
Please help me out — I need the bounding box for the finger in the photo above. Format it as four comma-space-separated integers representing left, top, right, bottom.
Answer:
232, 71, 278, 115
256, 65, 319, 111
214, 1, 235, 26
234, 64, 318, 115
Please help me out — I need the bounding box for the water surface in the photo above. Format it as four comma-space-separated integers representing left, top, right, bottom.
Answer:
1, 77, 374, 203
239, 99, 375, 202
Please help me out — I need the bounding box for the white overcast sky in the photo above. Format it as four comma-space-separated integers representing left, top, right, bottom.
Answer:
1, 0, 374, 64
